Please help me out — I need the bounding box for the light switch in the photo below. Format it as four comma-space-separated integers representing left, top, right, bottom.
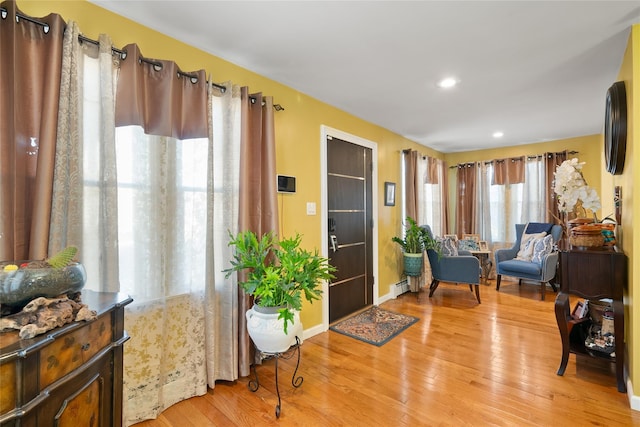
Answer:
306, 202, 316, 215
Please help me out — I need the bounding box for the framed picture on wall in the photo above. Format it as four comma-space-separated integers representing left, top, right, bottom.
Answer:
384, 182, 395, 206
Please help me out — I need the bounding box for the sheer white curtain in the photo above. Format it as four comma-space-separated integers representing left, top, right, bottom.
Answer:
116, 127, 211, 424
50, 24, 120, 290
50, 24, 242, 425
476, 162, 495, 242
205, 83, 242, 385
522, 156, 546, 223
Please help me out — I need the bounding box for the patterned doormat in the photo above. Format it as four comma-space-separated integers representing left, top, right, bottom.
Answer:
329, 306, 419, 346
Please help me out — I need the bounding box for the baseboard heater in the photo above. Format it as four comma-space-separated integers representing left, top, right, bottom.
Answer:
394, 279, 409, 297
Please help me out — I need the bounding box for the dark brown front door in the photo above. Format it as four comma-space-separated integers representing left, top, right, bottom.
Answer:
327, 136, 373, 322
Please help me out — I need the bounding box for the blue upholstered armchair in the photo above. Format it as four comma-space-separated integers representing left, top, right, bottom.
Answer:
421, 225, 482, 303
495, 223, 563, 300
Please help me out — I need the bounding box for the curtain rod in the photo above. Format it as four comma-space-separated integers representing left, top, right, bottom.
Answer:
402, 148, 429, 157
78, 35, 285, 110
78, 34, 127, 58
77, 34, 231, 93
448, 150, 579, 169
1, 7, 50, 32
402, 149, 432, 161
3, 8, 284, 110
249, 97, 285, 111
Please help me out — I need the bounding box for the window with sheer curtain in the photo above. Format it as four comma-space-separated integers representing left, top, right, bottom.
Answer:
477, 156, 547, 244
416, 156, 446, 236
113, 126, 210, 301
55, 31, 243, 424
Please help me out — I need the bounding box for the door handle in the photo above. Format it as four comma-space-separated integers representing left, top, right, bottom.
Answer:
330, 234, 338, 252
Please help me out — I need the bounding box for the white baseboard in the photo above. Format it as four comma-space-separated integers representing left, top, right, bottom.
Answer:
303, 322, 325, 340
627, 378, 640, 411
378, 292, 394, 304
378, 280, 408, 304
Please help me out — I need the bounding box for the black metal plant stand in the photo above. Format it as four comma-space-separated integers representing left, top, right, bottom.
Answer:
248, 336, 303, 418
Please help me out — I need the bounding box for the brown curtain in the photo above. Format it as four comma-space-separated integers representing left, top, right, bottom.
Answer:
456, 162, 477, 235
403, 150, 419, 221
237, 89, 279, 376
492, 156, 525, 185
0, 1, 65, 260
115, 43, 208, 139
545, 151, 568, 223
440, 160, 450, 234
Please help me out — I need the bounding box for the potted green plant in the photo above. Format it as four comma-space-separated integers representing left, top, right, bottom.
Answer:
224, 230, 336, 353
392, 217, 438, 276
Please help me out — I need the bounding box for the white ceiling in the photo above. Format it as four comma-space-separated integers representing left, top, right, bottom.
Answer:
90, 1, 640, 153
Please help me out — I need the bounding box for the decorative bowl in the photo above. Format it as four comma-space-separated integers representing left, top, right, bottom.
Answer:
0, 261, 86, 309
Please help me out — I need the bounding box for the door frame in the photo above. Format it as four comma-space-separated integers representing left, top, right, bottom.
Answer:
320, 125, 378, 331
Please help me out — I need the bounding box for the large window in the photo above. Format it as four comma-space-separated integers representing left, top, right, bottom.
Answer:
114, 127, 209, 301
401, 153, 446, 236
416, 157, 445, 236
479, 157, 547, 244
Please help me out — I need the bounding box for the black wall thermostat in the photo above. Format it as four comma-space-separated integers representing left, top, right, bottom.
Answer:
277, 175, 296, 193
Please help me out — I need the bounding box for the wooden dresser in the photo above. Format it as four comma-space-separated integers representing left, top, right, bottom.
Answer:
555, 244, 627, 392
0, 291, 132, 426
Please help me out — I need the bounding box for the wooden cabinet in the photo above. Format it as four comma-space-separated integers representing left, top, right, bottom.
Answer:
554, 245, 626, 392
0, 291, 132, 426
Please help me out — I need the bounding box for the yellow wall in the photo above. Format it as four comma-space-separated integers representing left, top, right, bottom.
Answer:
20, 0, 436, 328
613, 24, 639, 400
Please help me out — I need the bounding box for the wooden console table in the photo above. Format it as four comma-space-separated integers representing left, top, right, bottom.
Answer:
554, 245, 627, 392
0, 291, 132, 426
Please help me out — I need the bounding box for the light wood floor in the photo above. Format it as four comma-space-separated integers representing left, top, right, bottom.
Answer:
133, 279, 640, 426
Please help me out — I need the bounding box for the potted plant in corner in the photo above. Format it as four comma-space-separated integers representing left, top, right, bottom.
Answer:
224, 231, 336, 353
392, 216, 438, 277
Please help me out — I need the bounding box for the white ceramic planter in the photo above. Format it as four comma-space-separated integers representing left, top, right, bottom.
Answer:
246, 305, 303, 353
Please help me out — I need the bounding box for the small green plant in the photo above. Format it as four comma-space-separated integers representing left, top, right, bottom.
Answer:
224, 231, 336, 333
46, 246, 78, 269
392, 217, 439, 254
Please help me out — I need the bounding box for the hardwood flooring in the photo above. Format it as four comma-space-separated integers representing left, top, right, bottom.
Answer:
133, 279, 640, 426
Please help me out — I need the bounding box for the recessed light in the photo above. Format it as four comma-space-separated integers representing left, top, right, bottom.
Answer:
493, 131, 504, 138
437, 77, 458, 89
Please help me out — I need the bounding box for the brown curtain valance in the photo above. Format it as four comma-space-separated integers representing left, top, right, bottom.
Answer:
425, 156, 439, 184
492, 156, 525, 185
115, 43, 208, 139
